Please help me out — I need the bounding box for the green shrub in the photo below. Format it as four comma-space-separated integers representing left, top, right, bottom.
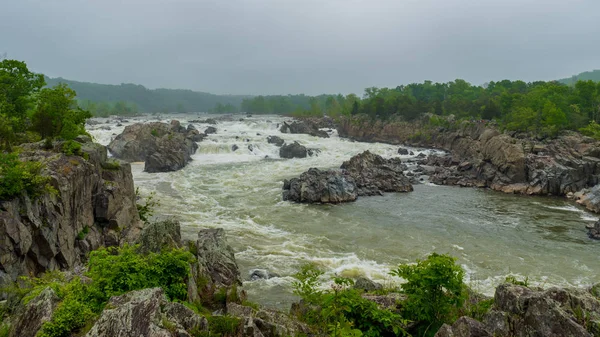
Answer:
38, 297, 94, 337
101, 159, 120, 170
76, 226, 89, 240
504, 275, 529, 287
207, 315, 241, 336
61, 140, 82, 156
87, 244, 194, 301
0, 324, 9, 337
292, 264, 408, 336
0, 152, 51, 200
151, 129, 159, 137
136, 187, 159, 224
390, 253, 466, 337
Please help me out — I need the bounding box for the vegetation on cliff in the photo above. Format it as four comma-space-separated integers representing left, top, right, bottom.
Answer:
0, 59, 92, 200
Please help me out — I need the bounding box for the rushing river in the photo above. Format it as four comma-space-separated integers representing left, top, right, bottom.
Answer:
88, 114, 600, 310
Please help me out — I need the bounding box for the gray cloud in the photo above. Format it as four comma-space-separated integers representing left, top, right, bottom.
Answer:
1, 0, 599, 95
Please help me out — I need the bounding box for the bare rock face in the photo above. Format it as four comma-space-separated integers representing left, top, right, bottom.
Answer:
434, 317, 491, 337
85, 288, 207, 337
9, 287, 60, 337
282, 168, 358, 203
107, 121, 199, 173
136, 220, 182, 254
280, 121, 329, 138
0, 140, 142, 288
279, 141, 308, 159
188, 228, 242, 304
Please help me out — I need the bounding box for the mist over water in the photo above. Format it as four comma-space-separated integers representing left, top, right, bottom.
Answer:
89, 114, 600, 310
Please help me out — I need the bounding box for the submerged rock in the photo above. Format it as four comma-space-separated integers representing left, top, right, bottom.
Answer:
279, 141, 308, 159
398, 147, 409, 155
282, 168, 358, 203
267, 135, 285, 147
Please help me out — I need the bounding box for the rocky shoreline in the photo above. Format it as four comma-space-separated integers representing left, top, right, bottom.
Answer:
335, 116, 600, 239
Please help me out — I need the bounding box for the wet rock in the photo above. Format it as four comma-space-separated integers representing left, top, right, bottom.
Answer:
204, 126, 217, 135
283, 168, 358, 203
108, 121, 198, 173
267, 135, 285, 147
279, 142, 308, 159
353, 277, 382, 292
578, 185, 600, 213
280, 121, 329, 138
398, 147, 409, 155
587, 220, 600, 239
249, 269, 279, 280
248, 144, 254, 152
307, 148, 321, 157
187, 124, 197, 131
232, 144, 239, 152
341, 150, 413, 196
9, 287, 60, 337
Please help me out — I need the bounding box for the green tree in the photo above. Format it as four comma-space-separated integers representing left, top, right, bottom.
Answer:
30, 84, 91, 140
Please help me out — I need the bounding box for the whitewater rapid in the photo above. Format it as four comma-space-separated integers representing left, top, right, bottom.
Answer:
88, 114, 600, 310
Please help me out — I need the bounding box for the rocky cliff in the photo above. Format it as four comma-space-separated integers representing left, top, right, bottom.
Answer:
0, 137, 142, 287
338, 117, 600, 197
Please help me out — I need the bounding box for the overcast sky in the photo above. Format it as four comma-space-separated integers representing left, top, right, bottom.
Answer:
2, 0, 599, 95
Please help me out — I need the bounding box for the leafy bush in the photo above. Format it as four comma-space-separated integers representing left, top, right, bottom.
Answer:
136, 187, 160, 224
76, 226, 89, 240
292, 264, 407, 337
504, 275, 529, 287
390, 253, 466, 337
37, 297, 94, 337
61, 140, 82, 156
0, 152, 51, 200
580, 121, 600, 140
87, 244, 194, 301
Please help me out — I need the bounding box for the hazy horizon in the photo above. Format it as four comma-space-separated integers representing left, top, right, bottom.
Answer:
2, 0, 599, 96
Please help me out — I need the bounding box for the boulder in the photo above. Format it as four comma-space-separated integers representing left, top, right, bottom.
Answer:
226, 303, 310, 337
107, 121, 198, 173
136, 220, 182, 254
480, 283, 600, 337
85, 288, 207, 337
204, 126, 217, 135
280, 121, 329, 138
267, 136, 285, 147
249, 269, 279, 280
282, 168, 358, 203
341, 150, 413, 196
398, 147, 409, 155
578, 185, 600, 213
191, 228, 242, 293
279, 142, 308, 159
353, 277, 383, 292
9, 287, 60, 337
587, 220, 600, 240
434, 317, 491, 337
232, 144, 239, 152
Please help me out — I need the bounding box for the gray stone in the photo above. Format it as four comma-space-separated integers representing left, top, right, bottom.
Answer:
282, 168, 358, 203
279, 142, 308, 159
9, 287, 60, 337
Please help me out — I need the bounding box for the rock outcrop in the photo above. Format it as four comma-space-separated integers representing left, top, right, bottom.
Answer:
587, 220, 600, 239
9, 287, 60, 337
280, 121, 329, 138
283, 151, 413, 203
0, 139, 142, 288
107, 120, 199, 173
341, 150, 413, 195
339, 117, 600, 199
282, 168, 358, 203
435, 283, 600, 337
85, 288, 207, 337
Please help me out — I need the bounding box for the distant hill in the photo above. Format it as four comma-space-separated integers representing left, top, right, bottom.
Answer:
557, 70, 600, 85
45, 77, 250, 113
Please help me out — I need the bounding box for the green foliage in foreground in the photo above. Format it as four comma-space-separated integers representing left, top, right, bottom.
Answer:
293, 264, 408, 337
7, 245, 194, 337
0, 152, 51, 200
391, 253, 467, 337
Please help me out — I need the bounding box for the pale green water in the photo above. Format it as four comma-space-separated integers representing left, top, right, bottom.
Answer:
89, 114, 600, 310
